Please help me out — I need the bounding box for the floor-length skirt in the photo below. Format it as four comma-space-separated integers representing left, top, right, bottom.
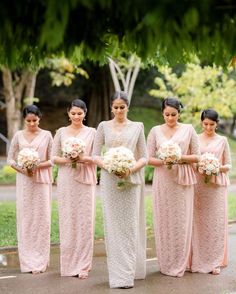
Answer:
16, 174, 51, 272
57, 167, 95, 276
100, 170, 146, 288
191, 180, 228, 273
152, 168, 194, 277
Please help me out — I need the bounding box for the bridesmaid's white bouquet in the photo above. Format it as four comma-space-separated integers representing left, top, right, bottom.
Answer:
103, 146, 136, 189
62, 137, 86, 168
17, 148, 40, 174
197, 152, 220, 183
157, 141, 182, 169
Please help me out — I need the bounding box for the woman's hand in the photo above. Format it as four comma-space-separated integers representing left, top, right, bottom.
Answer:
114, 169, 131, 179
219, 166, 229, 173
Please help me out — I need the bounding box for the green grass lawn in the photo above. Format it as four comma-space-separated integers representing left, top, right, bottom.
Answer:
1, 194, 236, 247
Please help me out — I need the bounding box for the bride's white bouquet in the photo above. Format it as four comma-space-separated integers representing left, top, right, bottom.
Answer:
103, 146, 136, 189
17, 148, 40, 173
157, 141, 182, 169
197, 152, 220, 183
62, 137, 86, 168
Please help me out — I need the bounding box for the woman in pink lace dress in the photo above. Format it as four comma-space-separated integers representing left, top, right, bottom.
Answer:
93, 91, 147, 289
191, 109, 231, 275
52, 99, 96, 279
7, 105, 53, 274
147, 97, 200, 277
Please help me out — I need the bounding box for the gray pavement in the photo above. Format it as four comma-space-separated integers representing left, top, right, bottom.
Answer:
0, 183, 236, 201
0, 224, 236, 294
0, 184, 153, 201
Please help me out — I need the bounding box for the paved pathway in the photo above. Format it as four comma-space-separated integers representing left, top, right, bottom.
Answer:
0, 184, 236, 201
0, 224, 236, 294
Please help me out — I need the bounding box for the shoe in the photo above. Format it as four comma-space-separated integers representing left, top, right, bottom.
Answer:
78, 272, 88, 279
212, 267, 221, 275
119, 286, 134, 289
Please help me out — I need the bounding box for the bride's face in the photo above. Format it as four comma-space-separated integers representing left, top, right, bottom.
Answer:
111, 98, 128, 119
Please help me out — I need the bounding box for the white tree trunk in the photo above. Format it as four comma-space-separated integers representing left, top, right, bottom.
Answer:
108, 56, 140, 103
2, 68, 37, 140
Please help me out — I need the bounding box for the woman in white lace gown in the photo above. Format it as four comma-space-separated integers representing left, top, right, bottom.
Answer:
191, 109, 231, 275
93, 91, 147, 289
147, 98, 200, 277
7, 105, 53, 274
52, 99, 96, 279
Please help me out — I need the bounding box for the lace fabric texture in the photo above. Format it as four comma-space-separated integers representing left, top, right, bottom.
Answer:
92, 121, 147, 288
7, 130, 53, 272
147, 124, 200, 277
52, 126, 96, 276
191, 135, 231, 273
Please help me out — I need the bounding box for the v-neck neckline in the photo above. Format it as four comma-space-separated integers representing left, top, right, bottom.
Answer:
199, 134, 219, 148
109, 120, 131, 134
64, 126, 86, 138
159, 124, 183, 141
22, 130, 42, 144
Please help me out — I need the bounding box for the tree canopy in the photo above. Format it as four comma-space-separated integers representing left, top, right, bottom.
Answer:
1, 0, 236, 67
150, 60, 236, 127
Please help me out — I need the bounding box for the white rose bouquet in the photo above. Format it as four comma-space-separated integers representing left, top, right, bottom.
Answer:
62, 137, 86, 168
17, 148, 40, 175
103, 146, 136, 189
197, 152, 220, 183
157, 141, 182, 169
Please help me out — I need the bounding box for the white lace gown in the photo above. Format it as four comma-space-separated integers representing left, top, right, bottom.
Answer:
7, 130, 53, 272
92, 121, 147, 288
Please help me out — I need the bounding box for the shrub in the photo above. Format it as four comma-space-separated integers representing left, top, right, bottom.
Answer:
0, 165, 16, 184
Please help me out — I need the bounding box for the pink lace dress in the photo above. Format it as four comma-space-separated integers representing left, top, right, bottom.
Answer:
147, 124, 200, 277
92, 121, 147, 288
7, 130, 53, 273
52, 126, 96, 276
191, 135, 231, 273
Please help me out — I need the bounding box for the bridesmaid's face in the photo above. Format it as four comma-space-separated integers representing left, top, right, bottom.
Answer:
111, 98, 128, 119
24, 113, 40, 131
68, 106, 86, 126
202, 118, 217, 136
163, 106, 179, 127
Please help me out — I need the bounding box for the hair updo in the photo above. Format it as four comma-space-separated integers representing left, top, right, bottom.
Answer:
110, 91, 129, 107
161, 97, 183, 113
201, 109, 219, 122
67, 99, 87, 113
22, 105, 42, 119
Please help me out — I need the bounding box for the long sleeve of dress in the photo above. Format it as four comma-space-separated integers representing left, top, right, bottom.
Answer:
92, 122, 105, 157
136, 123, 148, 162
52, 129, 62, 158
147, 127, 157, 158
7, 132, 19, 165
189, 126, 200, 155
222, 137, 232, 167
46, 133, 53, 161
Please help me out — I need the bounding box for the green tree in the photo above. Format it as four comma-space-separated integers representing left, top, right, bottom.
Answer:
150, 61, 236, 131
1, 1, 236, 67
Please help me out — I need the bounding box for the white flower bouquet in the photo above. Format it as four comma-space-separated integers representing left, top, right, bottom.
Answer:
62, 137, 86, 168
157, 141, 182, 169
197, 152, 220, 183
17, 148, 40, 174
103, 146, 136, 189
